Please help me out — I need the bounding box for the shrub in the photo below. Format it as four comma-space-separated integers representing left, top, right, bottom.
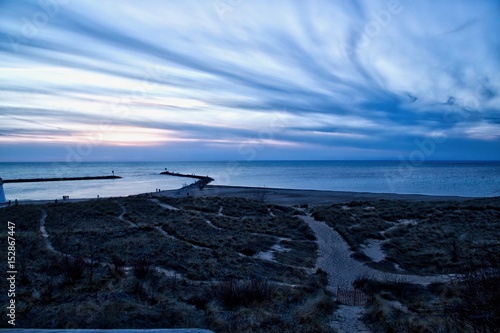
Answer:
111, 255, 126, 276
60, 255, 85, 282
133, 257, 152, 279
450, 267, 500, 332
213, 277, 273, 309
294, 290, 336, 328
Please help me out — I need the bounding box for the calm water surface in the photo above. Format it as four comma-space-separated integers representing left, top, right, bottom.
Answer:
0, 161, 498, 200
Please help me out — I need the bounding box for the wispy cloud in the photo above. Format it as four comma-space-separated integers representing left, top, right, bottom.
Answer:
0, 0, 499, 161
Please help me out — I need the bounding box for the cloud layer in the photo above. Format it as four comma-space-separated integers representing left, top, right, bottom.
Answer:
1, 0, 499, 161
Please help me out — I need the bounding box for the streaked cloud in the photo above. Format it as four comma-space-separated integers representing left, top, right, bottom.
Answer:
0, 0, 499, 161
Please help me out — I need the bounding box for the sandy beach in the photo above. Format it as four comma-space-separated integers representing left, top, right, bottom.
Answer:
158, 184, 474, 206
2, 184, 477, 208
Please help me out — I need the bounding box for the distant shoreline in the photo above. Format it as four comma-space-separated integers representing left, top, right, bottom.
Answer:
2, 184, 489, 207
156, 185, 478, 206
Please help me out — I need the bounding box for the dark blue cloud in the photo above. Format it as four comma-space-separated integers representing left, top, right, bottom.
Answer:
0, 0, 499, 161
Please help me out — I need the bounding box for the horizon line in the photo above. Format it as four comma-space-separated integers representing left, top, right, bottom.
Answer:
1, 159, 499, 163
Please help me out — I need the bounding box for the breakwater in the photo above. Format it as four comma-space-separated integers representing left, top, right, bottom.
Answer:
160, 171, 214, 189
2, 175, 121, 183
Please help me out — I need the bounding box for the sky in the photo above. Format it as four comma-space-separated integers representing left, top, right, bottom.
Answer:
0, 0, 499, 162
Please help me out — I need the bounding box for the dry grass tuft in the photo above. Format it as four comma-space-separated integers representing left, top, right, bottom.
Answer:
211, 277, 273, 309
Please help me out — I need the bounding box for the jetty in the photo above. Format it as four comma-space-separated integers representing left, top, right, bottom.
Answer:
161, 171, 212, 181
2, 175, 121, 183
160, 170, 214, 189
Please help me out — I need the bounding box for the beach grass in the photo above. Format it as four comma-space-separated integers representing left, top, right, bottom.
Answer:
312, 197, 500, 274
311, 196, 500, 332
355, 267, 500, 333
0, 195, 333, 332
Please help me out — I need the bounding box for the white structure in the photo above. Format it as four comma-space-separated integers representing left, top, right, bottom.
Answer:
0, 178, 6, 203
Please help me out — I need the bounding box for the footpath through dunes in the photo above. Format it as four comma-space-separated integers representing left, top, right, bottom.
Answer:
158, 187, 465, 332
38, 196, 318, 283
297, 214, 449, 333
0, 196, 338, 331
299, 214, 450, 288
157, 185, 459, 287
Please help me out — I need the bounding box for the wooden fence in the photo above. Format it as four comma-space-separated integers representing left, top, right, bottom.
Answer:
336, 286, 373, 306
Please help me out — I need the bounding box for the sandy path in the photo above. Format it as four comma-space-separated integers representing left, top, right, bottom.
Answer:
330, 305, 371, 333
39, 210, 60, 255
150, 198, 179, 211
300, 214, 378, 289
299, 214, 372, 332
117, 202, 138, 227
39, 207, 184, 280
300, 214, 449, 289
300, 214, 452, 333
205, 219, 224, 230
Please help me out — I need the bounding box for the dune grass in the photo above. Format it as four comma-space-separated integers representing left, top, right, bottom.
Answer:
355, 267, 500, 333
312, 197, 500, 274
312, 196, 500, 333
0, 196, 334, 332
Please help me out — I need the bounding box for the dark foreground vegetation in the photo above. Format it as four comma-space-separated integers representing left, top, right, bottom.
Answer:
0, 196, 334, 332
313, 197, 500, 274
2, 194, 498, 332
354, 266, 499, 333
314, 197, 500, 332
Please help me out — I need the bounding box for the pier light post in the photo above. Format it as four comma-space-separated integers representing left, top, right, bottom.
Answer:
0, 178, 6, 203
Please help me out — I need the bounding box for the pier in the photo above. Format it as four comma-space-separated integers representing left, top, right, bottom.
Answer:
161, 171, 212, 181
2, 175, 122, 183
160, 171, 214, 189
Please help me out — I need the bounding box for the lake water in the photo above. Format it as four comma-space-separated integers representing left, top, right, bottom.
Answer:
0, 161, 498, 201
